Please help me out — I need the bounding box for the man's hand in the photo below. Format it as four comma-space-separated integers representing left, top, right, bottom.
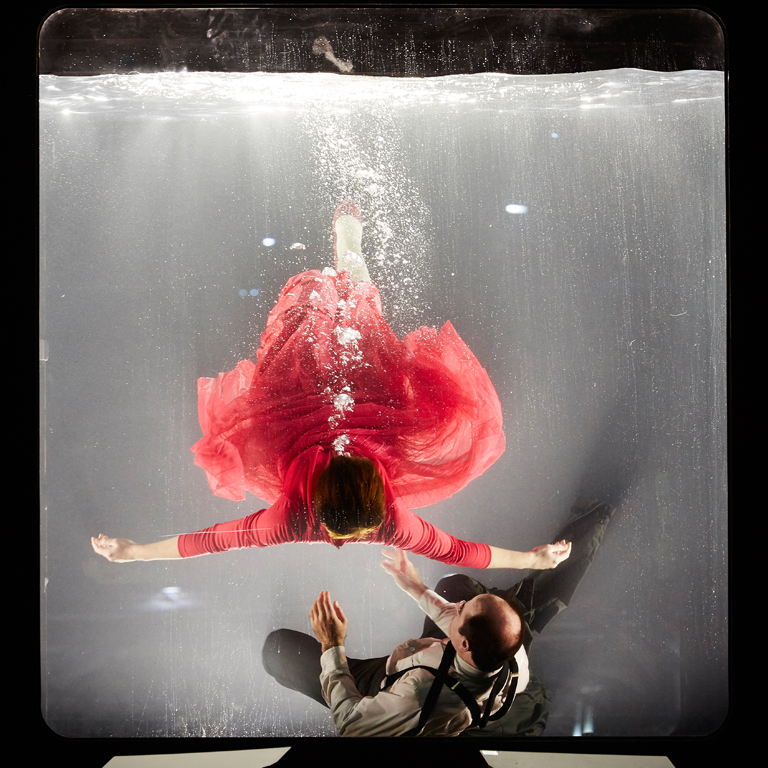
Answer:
529, 539, 572, 569
380, 548, 427, 599
310, 591, 348, 653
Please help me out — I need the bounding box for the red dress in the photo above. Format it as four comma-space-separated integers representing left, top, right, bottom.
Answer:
184, 269, 505, 566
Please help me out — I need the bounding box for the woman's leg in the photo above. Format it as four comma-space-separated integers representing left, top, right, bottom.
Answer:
333, 200, 371, 284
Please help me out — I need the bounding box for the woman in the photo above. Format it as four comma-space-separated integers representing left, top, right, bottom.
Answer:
92, 202, 571, 570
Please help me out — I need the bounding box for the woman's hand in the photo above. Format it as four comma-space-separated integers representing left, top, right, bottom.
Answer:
310, 591, 348, 653
529, 540, 572, 569
91, 534, 137, 563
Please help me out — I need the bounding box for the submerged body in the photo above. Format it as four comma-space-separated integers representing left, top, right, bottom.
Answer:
179, 444, 492, 567
191, 267, 506, 509
92, 203, 572, 571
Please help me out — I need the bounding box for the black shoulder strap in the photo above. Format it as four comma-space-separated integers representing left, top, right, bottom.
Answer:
416, 641, 459, 731
383, 643, 520, 733
486, 655, 519, 724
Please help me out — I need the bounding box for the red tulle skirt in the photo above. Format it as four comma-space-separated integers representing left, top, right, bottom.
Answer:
191, 270, 505, 508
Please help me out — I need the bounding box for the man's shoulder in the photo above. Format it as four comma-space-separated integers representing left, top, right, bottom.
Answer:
389, 641, 449, 685
391, 664, 446, 703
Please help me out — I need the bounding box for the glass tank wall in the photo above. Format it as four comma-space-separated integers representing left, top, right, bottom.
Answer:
38, 6, 727, 762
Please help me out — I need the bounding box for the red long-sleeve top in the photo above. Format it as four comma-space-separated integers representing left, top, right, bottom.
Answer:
178, 445, 491, 569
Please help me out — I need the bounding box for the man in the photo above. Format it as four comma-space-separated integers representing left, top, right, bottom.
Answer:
262, 499, 613, 737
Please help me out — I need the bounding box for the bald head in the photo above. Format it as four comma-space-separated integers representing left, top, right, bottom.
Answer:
457, 594, 525, 672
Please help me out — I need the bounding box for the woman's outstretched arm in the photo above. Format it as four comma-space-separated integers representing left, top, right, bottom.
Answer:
90, 499, 293, 563
486, 540, 571, 569
91, 534, 181, 562
386, 502, 572, 570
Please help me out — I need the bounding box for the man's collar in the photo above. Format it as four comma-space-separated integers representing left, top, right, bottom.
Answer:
451, 645, 500, 680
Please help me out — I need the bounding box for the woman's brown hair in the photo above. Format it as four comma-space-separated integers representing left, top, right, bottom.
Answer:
313, 455, 386, 538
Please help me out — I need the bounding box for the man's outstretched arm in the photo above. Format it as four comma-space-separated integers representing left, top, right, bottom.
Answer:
379, 548, 429, 601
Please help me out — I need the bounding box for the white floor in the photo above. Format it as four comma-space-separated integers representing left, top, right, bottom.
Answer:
105, 749, 674, 768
